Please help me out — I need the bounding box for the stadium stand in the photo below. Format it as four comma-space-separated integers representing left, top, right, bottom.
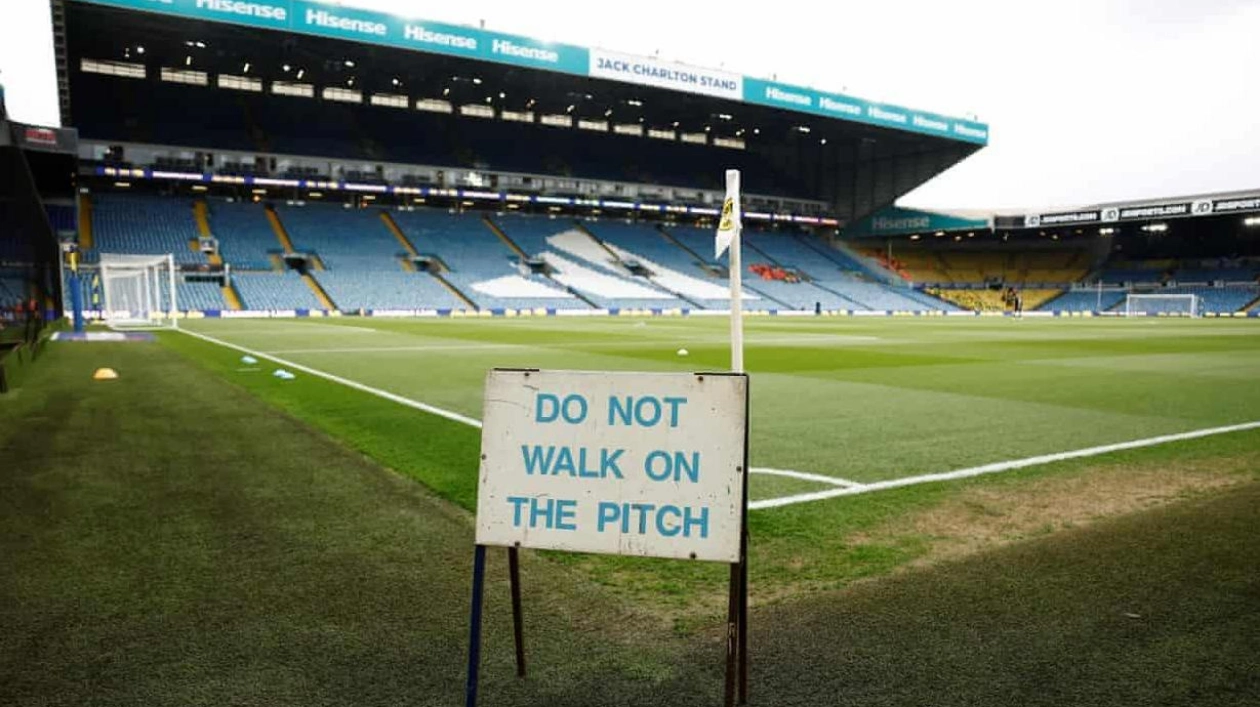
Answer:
231, 271, 322, 311
1036, 290, 1126, 313
1038, 286, 1260, 314
206, 200, 284, 271
176, 280, 227, 311
490, 213, 689, 310
1099, 260, 1171, 284
73, 72, 811, 198
88, 194, 207, 266
934, 288, 1061, 312
81, 192, 1260, 316
581, 221, 736, 307
1142, 286, 1260, 314
389, 209, 586, 311
867, 246, 1091, 286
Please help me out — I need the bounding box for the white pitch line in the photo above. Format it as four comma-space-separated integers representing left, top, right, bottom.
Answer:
750, 467, 861, 488
179, 328, 483, 428
750, 420, 1260, 510
265, 343, 524, 355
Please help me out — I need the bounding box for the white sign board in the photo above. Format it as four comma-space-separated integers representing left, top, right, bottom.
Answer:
588, 49, 744, 101
475, 369, 748, 563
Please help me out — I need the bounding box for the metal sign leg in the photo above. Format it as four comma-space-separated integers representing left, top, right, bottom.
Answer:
465, 545, 488, 707
724, 561, 741, 707
508, 546, 526, 677
739, 532, 749, 704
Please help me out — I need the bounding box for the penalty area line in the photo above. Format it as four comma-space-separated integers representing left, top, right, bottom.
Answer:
179, 328, 483, 428
749, 420, 1260, 511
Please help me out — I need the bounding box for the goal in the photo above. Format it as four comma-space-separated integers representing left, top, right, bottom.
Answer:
99, 253, 179, 329
1123, 293, 1199, 318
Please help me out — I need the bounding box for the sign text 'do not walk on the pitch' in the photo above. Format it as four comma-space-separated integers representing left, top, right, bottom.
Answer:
475, 370, 748, 563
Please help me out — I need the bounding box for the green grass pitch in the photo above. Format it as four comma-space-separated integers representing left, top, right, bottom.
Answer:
165, 315, 1260, 614
3, 315, 1258, 705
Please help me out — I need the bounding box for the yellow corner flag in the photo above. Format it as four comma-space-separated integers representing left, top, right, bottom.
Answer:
715, 169, 741, 259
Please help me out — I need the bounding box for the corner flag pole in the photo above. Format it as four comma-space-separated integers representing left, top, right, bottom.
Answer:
717, 169, 744, 373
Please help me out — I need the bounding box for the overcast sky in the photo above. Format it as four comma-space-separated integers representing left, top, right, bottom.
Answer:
2, 0, 1257, 210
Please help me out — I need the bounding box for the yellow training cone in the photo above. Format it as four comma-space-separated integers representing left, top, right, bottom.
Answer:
92, 368, 119, 381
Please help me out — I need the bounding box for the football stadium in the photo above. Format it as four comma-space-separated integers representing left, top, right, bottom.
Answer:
2, 1, 1259, 705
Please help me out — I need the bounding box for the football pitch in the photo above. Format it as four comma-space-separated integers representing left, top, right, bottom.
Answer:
6, 315, 1260, 705
180, 314, 1260, 492
168, 315, 1260, 611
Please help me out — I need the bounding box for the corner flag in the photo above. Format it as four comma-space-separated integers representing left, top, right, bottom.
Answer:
715, 170, 741, 259
716, 169, 745, 373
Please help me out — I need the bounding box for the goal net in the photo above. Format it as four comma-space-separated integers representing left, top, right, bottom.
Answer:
99, 253, 179, 329
1123, 293, 1199, 318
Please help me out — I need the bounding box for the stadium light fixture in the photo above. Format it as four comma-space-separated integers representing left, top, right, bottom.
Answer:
717, 113, 733, 120
753, 128, 760, 135
626, 99, 643, 107
566, 104, 576, 113
499, 92, 506, 99
344, 60, 356, 68
113, 181, 131, 188
392, 78, 401, 87
604, 109, 613, 117
283, 64, 291, 72
1244, 216, 1260, 227
1100, 227, 1116, 235
909, 234, 921, 241
473, 77, 483, 85
185, 55, 192, 66
136, 46, 145, 54
308, 192, 323, 198
526, 98, 537, 107
296, 68, 305, 80
243, 62, 251, 73
934, 230, 945, 237
819, 138, 827, 145
252, 188, 267, 195
954, 235, 963, 241
191, 185, 207, 192
485, 96, 493, 103
797, 126, 811, 133
672, 121, 680, 128
443, 87, 451, 96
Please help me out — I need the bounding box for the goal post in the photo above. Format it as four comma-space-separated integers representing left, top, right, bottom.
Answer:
99, 253, 179, 329
1123, 293, 1199, 318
